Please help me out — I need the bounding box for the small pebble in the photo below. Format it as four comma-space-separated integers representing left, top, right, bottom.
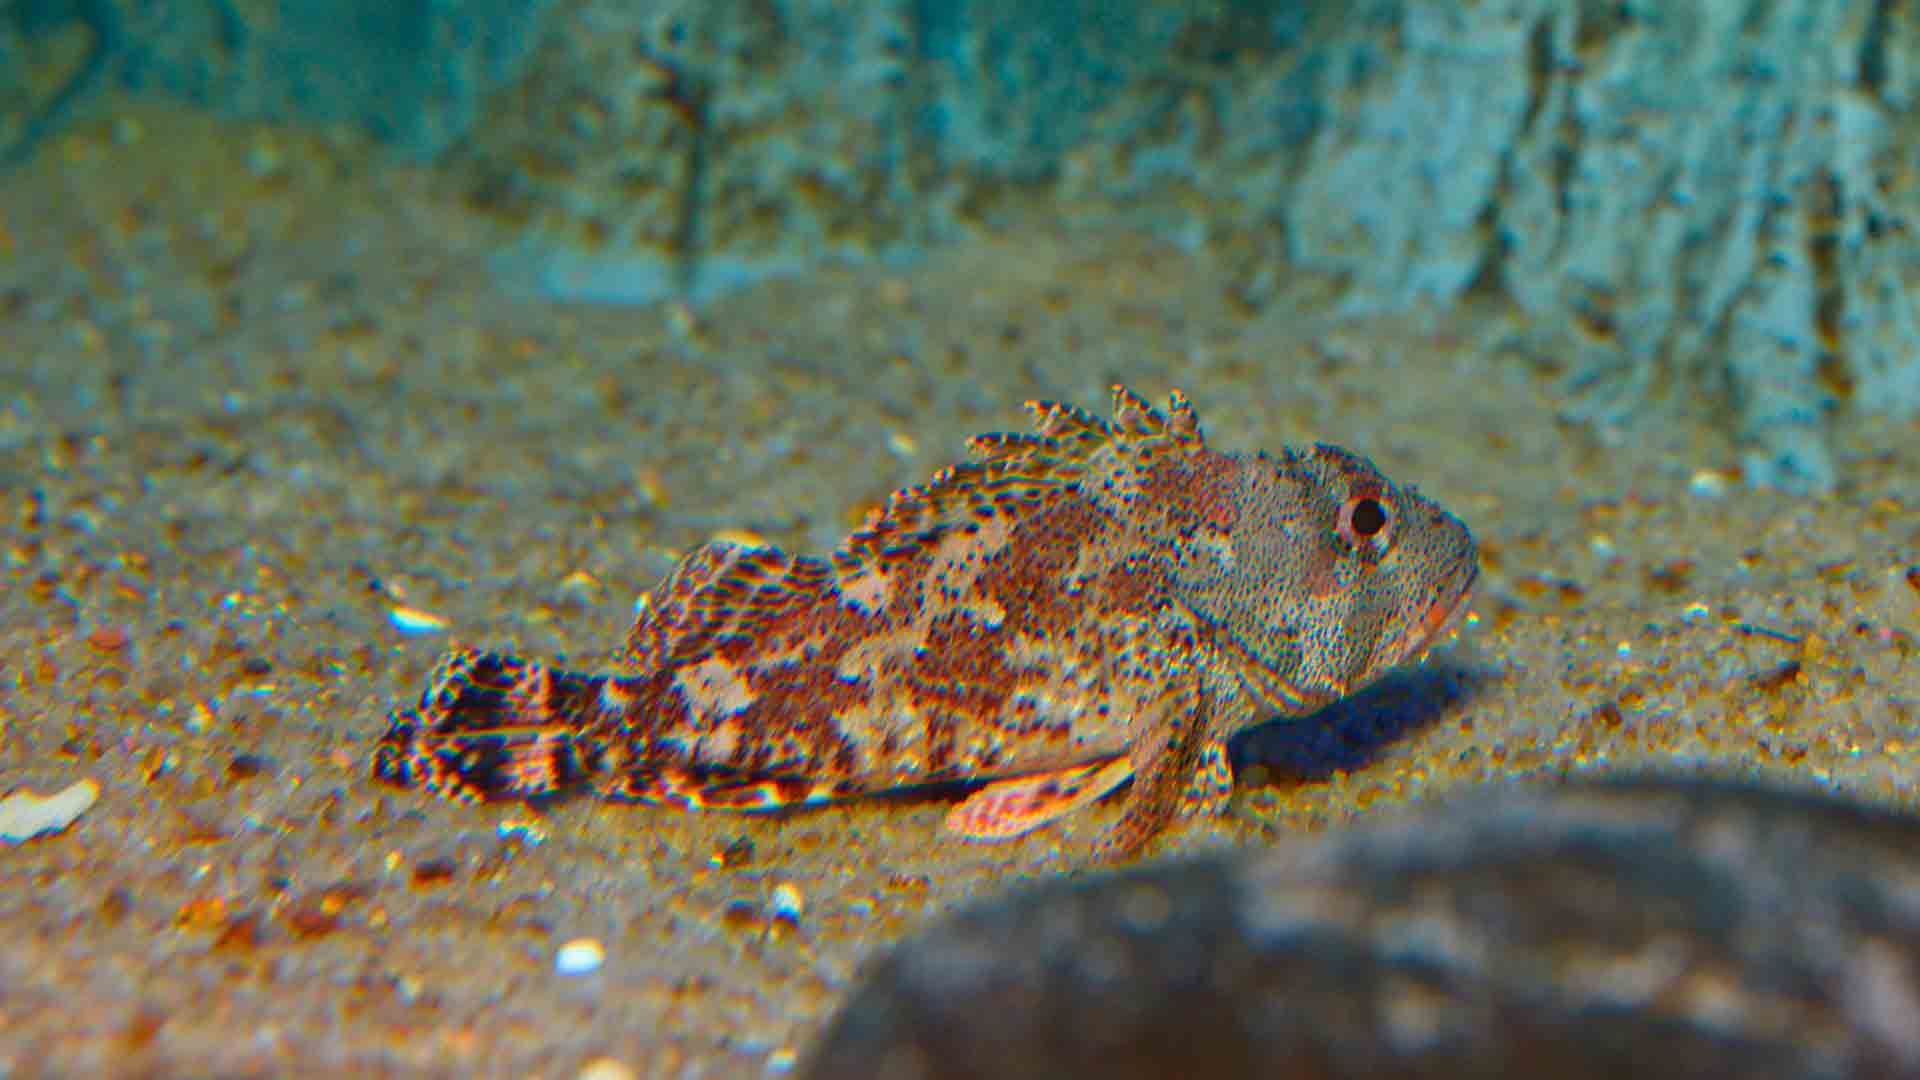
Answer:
712, 528, 769, 548
1689, 468, 1730, 498
769, 882, 805, 926
576, 1057, 636, 1080
555, 938, 606, 976
498, 819, 548, 846
244, 136, 283, 178
709, 835, 755, 869
666, 300, 702, 340
86, 625, 130, 653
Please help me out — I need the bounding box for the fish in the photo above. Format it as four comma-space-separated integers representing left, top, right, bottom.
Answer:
371, 385, 1478, 861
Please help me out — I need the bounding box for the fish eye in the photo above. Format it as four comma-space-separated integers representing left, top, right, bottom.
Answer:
1340, 496, 1390, 543
1350, 498, 1387, 536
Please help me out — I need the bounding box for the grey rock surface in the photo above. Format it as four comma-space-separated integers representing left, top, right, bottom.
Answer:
1, 0, 120, 166
804, 778, 1920, 1079
463, 0, 1316, 302
462, 0, 919, 304
1061, 0, 1917, 492
11, 0, 1918, 488
4, 0, 553, 156
472, 0, 1920, 491
916, 0, 1194, 182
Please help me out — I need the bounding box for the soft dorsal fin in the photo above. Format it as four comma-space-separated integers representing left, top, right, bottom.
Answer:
621, 541, 835, 669
830, 384, 1206, 578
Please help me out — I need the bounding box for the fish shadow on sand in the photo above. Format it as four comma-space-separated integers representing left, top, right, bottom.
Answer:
1229, 656, 1493, 784
865, 654, 1493, 818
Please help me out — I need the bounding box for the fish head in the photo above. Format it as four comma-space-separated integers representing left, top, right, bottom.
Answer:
1176, 444, 1478, 713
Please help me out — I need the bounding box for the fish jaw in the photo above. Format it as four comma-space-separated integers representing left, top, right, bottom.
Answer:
1402, 562, 1479, 664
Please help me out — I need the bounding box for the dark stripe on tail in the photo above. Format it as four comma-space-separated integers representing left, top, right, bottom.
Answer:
371, 648, 610, 803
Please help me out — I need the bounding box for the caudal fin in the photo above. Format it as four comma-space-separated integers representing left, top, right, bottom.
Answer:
373, 645, 864, 813
371, 647, 609, 803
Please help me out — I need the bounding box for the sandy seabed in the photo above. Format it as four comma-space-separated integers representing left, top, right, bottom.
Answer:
1, 106, 1917, 1077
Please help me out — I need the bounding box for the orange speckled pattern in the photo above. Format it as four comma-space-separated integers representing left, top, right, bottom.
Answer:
372, 385, 1478, 860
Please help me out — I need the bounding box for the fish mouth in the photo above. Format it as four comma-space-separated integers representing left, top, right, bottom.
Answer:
1403, 564, 1479, 662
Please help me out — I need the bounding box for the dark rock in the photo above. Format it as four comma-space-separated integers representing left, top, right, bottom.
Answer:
805, 778, 1920, 1079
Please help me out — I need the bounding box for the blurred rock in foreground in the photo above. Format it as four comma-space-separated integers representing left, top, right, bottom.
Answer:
804, 778, 1920, 1080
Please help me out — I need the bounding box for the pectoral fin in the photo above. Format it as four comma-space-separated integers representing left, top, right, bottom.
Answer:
944, 757, 1135, 842
1177, 738, 1235, 821
1091, 677, 1219, 863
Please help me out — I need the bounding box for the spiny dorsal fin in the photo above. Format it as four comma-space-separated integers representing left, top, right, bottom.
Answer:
622, 541, 835, 669
832, 452, 1084, 573
830, 385, 1205, 579
1026, 397, 1112, 443
622, 388, 1212, 655
1110, 384, 1205, 452
1165, 388, 1203, 449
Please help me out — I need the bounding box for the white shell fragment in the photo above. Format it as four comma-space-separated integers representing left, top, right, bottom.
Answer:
388, 604, 450, 634
0, 778, 100, 843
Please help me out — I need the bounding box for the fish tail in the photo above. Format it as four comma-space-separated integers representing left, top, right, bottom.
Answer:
371, 647, 614, 803
374, 637, 869, 814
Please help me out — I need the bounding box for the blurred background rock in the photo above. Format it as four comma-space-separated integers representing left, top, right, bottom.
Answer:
5, 0, 1918, 491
